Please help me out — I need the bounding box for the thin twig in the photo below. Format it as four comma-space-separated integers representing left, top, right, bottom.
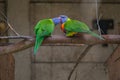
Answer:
68, 45, 93, 80
43, 43, 85, 46
0, 9, 20, 36
105, 44, 120, 64
95, 0, 102, 36
7, 23, 20, 36
0, 36, 33, 39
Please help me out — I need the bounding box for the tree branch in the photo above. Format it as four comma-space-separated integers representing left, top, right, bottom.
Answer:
0, 35, 120, 55
68, 45, 93, 80
0, 36, 33, 39
7, 22, 20, 36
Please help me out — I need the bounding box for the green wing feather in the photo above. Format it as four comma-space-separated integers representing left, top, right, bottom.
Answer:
87, 31, 104, 40
64, 20, 90, 32
34, 19, 54, 55
64, 19, 104, 40
34, 36, 44, 55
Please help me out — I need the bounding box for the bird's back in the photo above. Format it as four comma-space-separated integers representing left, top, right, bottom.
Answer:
64, 19, 90, 33
34, 19, 54, 36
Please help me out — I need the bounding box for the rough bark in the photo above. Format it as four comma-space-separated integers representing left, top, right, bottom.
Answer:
0, 35, 120, 55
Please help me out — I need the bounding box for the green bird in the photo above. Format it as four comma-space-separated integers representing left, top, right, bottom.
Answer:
59, 15, 104, 40
34, 17, 61, 55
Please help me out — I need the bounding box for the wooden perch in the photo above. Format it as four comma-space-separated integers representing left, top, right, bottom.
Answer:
0, 35, 120, 55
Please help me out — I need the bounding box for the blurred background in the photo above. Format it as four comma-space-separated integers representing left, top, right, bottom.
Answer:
0, 0, 120, 80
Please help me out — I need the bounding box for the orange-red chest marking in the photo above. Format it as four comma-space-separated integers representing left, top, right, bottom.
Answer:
60, 23, 66, 33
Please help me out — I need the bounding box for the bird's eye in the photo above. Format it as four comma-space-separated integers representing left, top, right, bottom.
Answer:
60, 15, 67, 19
61, 16, 64, 18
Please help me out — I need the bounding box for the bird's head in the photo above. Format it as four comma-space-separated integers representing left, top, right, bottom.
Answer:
59, 15, 68, 24
52, 17, 61, 25
52, 15, 68, 25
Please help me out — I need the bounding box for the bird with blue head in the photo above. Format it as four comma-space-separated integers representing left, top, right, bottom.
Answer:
59, 15, 104, 40
34, 16, 62, 55
59, 15, 69, 23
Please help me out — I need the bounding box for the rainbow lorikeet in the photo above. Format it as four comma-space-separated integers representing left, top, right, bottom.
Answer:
59, 15, 104, 40
34, 17, 61, 55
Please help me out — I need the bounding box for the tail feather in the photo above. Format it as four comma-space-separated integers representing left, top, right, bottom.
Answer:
34, 36, 44, 55
87, 31, 104, 40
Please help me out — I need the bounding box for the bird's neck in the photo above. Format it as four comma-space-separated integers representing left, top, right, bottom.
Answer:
67, 18, 71, 21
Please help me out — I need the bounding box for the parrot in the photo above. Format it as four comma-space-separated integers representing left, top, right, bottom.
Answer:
59, 15, 104, 40
34, 17, 61, 55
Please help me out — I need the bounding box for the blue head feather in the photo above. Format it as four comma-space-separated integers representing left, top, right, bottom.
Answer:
52, 17, 61, 25
59, 15, 68, 23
